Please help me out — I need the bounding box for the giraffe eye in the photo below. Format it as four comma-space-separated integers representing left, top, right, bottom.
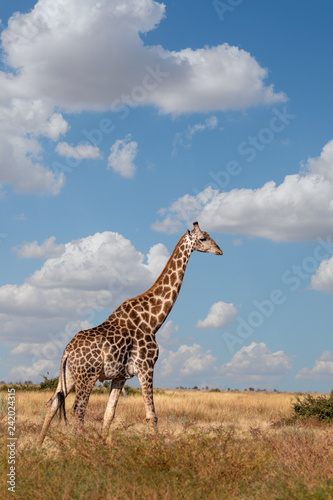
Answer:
200, 237, 206, 242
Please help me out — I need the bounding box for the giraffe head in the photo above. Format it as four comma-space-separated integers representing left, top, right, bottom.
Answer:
187, 222, 223, 255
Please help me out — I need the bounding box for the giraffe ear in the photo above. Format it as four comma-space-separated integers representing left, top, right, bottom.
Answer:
187, 229, 192, 240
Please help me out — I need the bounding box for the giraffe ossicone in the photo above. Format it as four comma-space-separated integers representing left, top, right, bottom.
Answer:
38, 222, 222, 445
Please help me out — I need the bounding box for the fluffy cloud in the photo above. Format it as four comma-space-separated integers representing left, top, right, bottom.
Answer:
2, 0, 284, 113
56, 142, 102, 160
8, 359, 58, 383
296, 351, 333, 380
0, 99, 68, 194
0, 0, 284, 194
146, 243, 170, 279
155, 321, 219, 385
153, 139, 333, 242
152, 186, 216, 234
151, 45, 285, 115
107, 136, 138, 178
158, 343, 217, 378
14, 236, 65, 259
310, 256, 333, 294
196, 301, 237, 329
1, 231, 169, 342
221, 342, 293, 383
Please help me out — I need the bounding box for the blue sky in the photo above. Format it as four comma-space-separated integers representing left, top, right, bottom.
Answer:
1, 0, 333, 392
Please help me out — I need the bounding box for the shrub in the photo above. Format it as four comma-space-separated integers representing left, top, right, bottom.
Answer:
0, 383, 39, 391
39, 375, 59, 391
292, 390, 333, 422
124, 385, 141, 396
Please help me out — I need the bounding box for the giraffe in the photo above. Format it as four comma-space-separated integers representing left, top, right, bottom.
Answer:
38, 222, 222, 445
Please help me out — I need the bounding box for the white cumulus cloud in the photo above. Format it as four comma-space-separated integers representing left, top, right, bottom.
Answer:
310, 255, 333, 294
0, 231, 171, 343
56, 142, 102, 160
0, 99, 68, 195
221, 342, 293, 383
0, 0, 284, 194
159, 343, 217, 377
107, 135, 138, 178
8, 359, 57, 383
152, 186, 217, 234
296, 351, 333, 380
146, 243, 170, 279
14, 236, 65, 259
153, 139, 333, 242
196, 301, 237, 329
1, 1, 284, 113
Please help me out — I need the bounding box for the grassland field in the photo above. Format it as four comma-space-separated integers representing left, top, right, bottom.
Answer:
1, 387, 333, 499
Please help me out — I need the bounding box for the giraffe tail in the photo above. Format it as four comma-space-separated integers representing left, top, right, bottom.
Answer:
56, 355, 68, 423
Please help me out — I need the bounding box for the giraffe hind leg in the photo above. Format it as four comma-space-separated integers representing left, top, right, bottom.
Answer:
71, 376, 99, 429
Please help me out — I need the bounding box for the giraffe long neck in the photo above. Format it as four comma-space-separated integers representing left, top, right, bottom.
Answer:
146, 234, 193, 333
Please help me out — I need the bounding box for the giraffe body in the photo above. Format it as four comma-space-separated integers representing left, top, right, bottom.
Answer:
39, 222, 222, 444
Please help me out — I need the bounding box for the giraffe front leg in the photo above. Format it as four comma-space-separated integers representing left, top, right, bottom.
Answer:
101, 378, 125, 441
138, 370, 158, 428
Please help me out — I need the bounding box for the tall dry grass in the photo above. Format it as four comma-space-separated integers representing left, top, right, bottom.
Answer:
1, 389, 333, 499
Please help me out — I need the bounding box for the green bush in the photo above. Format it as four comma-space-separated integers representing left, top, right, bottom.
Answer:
124, 385, 141, 396
292, 390, 333, 422
0, 383, 39, 391
39, 375, 59, 391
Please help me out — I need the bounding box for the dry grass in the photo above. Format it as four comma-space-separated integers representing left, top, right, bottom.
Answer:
1, 389, 333, 499
13, 389, 295, 442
